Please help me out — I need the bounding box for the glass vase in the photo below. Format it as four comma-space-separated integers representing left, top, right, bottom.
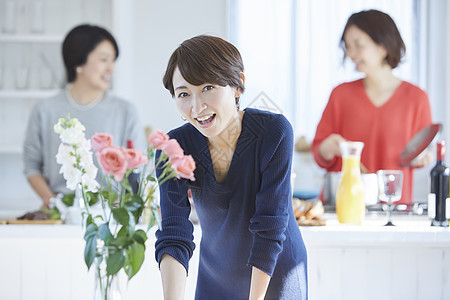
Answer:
94, 246, 122, 300
336, 141, 365, 224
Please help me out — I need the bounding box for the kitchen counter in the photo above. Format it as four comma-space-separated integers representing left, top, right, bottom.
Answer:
0, 214, 449, 300
300, 213, 450, 300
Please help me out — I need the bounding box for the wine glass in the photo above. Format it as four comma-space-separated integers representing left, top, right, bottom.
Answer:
377, 170, 403, 226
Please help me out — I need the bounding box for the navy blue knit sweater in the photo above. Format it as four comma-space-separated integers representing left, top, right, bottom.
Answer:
155, 108, 308, 299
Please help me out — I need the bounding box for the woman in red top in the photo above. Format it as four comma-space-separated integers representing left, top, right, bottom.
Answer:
312, 9, 432, 205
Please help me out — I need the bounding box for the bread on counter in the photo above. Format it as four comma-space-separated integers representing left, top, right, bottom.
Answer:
292, 197, 326, 226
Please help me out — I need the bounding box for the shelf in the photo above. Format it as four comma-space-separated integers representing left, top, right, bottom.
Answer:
0, 146, 22, 154
0, 90, 60, 99
0, 35, 62, 43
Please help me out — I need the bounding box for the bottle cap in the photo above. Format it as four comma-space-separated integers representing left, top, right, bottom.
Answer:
437, 140, 445, 161
126, 140, 134, 149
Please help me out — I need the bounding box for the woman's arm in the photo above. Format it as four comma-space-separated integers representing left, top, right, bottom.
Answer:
160, 254, 187, 300
27, 174, 55, 208
312, 89, 341, 170
249, 266, 271, 300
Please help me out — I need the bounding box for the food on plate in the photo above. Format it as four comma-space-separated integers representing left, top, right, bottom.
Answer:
17, 210, 51, 220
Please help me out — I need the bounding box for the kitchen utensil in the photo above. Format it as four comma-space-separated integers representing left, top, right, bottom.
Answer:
399, 124, 441, 167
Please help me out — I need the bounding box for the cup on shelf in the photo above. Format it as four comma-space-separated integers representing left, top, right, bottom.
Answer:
39, 67, 53, 89
2, 0, 17, 34
15, 66, 29, 90
0, 66, 4, 89
30, 1, 45, 33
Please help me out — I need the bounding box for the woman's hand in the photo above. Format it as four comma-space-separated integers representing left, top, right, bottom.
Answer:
318, 134, 346, 161
411, 150, 434, 168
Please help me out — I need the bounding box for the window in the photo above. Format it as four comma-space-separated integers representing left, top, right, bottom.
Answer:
229, 0, 418, 141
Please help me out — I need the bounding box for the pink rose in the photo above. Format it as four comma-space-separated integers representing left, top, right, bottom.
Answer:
161, 139, 184, 162
170, 155, 196, 181
97, 146, 128, 181
125, 148, 148, 170
148, 130, 169, 149
92, 133, 113, 152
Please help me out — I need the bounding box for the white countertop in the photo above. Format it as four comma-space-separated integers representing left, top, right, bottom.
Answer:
300, 213, 450, 246
1, 213, 449, 245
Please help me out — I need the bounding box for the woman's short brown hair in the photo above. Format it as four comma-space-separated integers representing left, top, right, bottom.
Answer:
163, 35, 245, 99
340, 9, 405, 69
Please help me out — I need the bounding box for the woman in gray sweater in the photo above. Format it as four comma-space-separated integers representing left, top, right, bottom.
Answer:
23, 24, 145, 208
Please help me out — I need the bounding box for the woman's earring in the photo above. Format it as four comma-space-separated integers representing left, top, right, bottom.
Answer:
235, 97, 240, 110
181, 115, 186, 121
76, 67, 82, 73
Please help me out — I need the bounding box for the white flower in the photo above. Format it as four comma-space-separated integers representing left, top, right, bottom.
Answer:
72, 119, 85, 132
60, 127, 86, 145
53, 122, 64, 134
83, 175, 100, 192
56, 144, 76, 166
82, 162, 99, 192
61, 165, 83, 190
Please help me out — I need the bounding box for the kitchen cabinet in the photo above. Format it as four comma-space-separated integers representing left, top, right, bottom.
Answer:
1, 216, 449, 300
0, 0, 113, 212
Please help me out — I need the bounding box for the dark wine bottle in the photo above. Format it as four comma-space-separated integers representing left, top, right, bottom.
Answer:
429, 140, 449, 227
127, 139, 140, 194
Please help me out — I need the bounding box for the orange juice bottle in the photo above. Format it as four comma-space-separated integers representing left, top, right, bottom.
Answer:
336, 141, 365, 224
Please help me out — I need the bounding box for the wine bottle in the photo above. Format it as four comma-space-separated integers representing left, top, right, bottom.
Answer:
127, 139, 140, 194
428, 140, 450, 227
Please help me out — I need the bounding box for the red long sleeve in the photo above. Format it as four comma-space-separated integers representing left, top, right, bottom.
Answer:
312, 79, 432, 204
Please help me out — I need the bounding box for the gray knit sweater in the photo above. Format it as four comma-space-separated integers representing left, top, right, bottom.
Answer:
23, 88, 146, 196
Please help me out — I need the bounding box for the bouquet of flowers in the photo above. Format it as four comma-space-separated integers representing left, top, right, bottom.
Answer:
53, 115, 195, 298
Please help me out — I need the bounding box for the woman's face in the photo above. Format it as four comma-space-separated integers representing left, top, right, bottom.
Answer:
172, 67, 243, 138
77, 40, 116, 90
343, 25, 388, 74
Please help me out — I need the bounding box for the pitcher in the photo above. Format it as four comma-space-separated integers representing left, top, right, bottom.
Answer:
336, 141, 365, 224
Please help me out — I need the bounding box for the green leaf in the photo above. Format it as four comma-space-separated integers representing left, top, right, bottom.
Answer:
147, 212, 156, 232
102, 190, 119, 206
62, 193, 75, 206
98, 223, 113, 243
112, 208, 129, 225
146, 174, 156, 182
124, 196, 144, 223
117, 226, 128, 238
125, 242, 145, 280
86, 191, 99, 206
84, 223, 97, 239
133, 230, 147, 244
127, 211, 136, 236
106, 249, 125, 276
84, 224, 97, 269
124, 196, 144, 212
85, 214, 94, 226
122, 192, 132, 203
108, 236, 133, 248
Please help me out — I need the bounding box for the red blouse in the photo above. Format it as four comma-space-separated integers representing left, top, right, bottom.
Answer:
312, 79, 432, 205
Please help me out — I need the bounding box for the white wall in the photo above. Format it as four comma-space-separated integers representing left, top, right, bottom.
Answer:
114, 0, 229, 134
0, 0, 228, 213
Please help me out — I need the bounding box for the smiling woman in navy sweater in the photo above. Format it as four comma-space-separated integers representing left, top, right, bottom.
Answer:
155, 35, 308, 300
